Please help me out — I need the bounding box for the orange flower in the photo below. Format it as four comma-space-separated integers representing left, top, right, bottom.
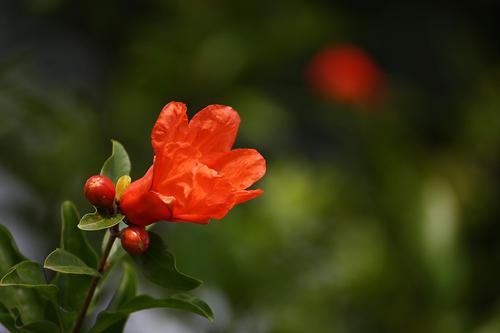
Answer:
307, 45, 385, 106
120, 102, 266, 225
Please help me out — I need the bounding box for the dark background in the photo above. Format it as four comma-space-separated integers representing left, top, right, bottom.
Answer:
1, 1, 500, 332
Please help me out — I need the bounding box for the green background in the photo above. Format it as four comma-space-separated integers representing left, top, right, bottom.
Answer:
1, 1, 499, 332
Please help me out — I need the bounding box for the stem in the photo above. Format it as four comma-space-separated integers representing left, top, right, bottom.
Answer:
71, 225, 119, 333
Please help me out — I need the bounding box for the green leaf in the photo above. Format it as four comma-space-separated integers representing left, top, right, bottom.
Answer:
78, 210, 125, 231
133, 232, 202, 291
89, 228, 130, 314
0, 227, 47, 326
107, 262, 137, 311
54, 202, 98, 315
0, 224, 27, 276
100, 261, 137, 333
0, 261, 56, 326
1, 261, 46, 285
18, 320, 61, 333
1, 261, 58, 300
44, 249, 99, 276
100, 139, 131, 184
0, 303, 19, 333
89, 230, 125, 311
60, 201, 98, 267
90, 294, 213, 333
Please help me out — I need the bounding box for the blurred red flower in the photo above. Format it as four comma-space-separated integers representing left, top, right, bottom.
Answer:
307, 45, 385, 106
120, 101, 266, 225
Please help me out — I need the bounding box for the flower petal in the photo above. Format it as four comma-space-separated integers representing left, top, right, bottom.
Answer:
234, 189, 264, 204
170, 213, 211, 224
151, 146, 265, 223
187, 104, 240, 156
123, 165, 154, 195
173, 189, 263, 223
152, 142, 200, 202
151, 101, 189, 154
209, 149, 266, 190
170, 163, 234, 222
120, 166, 173, 226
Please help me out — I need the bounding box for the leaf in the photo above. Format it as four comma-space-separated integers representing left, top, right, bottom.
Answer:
0, 224, 27, 276
89, 230, 126, 312
44, 249, 100, 276
0, 303, 19, 333
18, 320, 61, 333
89, 228, 131, 314
0, 261, 55, 326
1, 261, 58, 300
100, 140, 131, 184
0, 227, 46, 326
54, 202, 98, 315
78, 210, 125, 231
107, 262, 137, 311
133, 232, 202, 291
90, 294, 213, 333
100, 261, 137, 333
60, 201, 98, 267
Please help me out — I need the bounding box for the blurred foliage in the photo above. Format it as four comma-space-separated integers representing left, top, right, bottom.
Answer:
1, 0, 500, 332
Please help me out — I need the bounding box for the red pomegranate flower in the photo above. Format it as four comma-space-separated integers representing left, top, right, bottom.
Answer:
307, 44, 385, 106
120, 101, 266, 226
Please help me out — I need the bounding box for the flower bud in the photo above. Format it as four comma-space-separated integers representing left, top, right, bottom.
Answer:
83, 175, 116, 209
115, 175, 131, 202
121, 226, 150, 255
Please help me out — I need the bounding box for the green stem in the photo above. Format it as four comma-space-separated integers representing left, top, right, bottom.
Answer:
71, 225, 119, 333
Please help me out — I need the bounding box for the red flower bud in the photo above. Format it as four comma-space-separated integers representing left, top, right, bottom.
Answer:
83, 175, 116, 209
121, 226, 150, 255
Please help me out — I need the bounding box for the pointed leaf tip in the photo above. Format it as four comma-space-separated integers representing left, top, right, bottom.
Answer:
44, 249, 99, 276
78, 210, 125, 231
100, 140, 131, 184
0, 224, 27, 276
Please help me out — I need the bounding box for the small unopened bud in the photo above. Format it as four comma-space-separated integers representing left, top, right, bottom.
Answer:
121, 226, 150, 255
83, 175, 115, 209
115, 175, 131, 202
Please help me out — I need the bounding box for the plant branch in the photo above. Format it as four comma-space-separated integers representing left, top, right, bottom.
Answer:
72, 225, 119, 333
